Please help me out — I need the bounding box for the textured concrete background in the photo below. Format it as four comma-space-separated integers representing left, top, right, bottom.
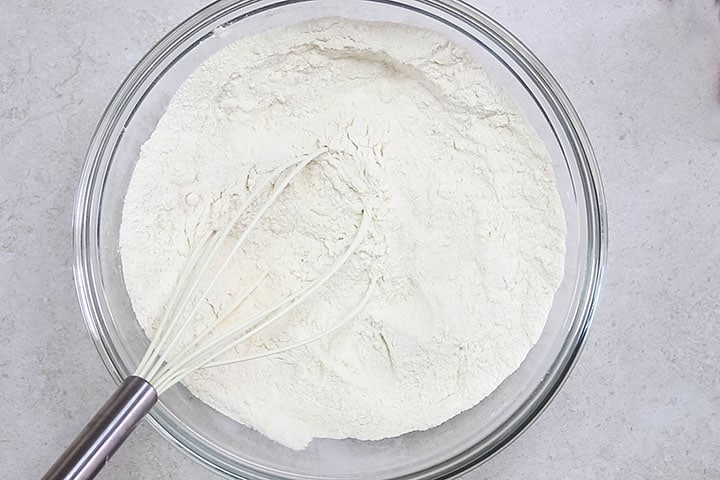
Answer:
1, 1, 719, 479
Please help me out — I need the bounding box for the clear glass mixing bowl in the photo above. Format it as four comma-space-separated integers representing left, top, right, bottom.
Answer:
73, 1, 607, 478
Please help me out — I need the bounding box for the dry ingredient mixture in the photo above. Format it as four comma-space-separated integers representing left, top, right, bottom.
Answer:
120, 18, 566, 450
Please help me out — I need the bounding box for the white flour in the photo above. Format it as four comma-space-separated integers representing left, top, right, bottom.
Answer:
120, 18, 566, 450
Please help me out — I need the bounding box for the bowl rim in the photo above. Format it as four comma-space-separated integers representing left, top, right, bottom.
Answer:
73, 0, 607, 478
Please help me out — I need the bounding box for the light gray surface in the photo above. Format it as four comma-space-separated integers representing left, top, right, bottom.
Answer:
1, 1, 719, 478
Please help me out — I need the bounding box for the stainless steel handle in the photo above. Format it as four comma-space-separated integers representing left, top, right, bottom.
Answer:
42, 376, 158, 480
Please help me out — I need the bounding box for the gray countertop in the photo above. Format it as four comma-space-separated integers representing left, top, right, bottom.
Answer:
2, 1, 719, 478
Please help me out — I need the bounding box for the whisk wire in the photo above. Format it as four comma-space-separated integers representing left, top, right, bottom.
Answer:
203, 277, 376, 369
143, 154, 319, 381
153, 209, 371, 393
135, 229, 219, 378
135, 149, 374, 395
163, 270, 270, 368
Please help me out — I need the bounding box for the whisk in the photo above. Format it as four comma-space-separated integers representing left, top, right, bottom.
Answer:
43, 151, 375, 480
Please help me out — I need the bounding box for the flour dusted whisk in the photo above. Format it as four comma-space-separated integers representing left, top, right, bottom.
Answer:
43, 151, 375, 480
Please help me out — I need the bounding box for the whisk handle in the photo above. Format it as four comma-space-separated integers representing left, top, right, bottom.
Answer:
41, 376, 157, 480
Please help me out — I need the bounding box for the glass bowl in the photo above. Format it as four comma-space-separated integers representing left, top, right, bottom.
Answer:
73, 0, 607, 478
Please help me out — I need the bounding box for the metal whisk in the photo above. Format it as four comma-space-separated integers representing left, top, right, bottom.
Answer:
43, 151, 375, 480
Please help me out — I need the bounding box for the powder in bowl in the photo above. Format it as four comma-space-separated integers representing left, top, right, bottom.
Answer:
120, 17, 566, 450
